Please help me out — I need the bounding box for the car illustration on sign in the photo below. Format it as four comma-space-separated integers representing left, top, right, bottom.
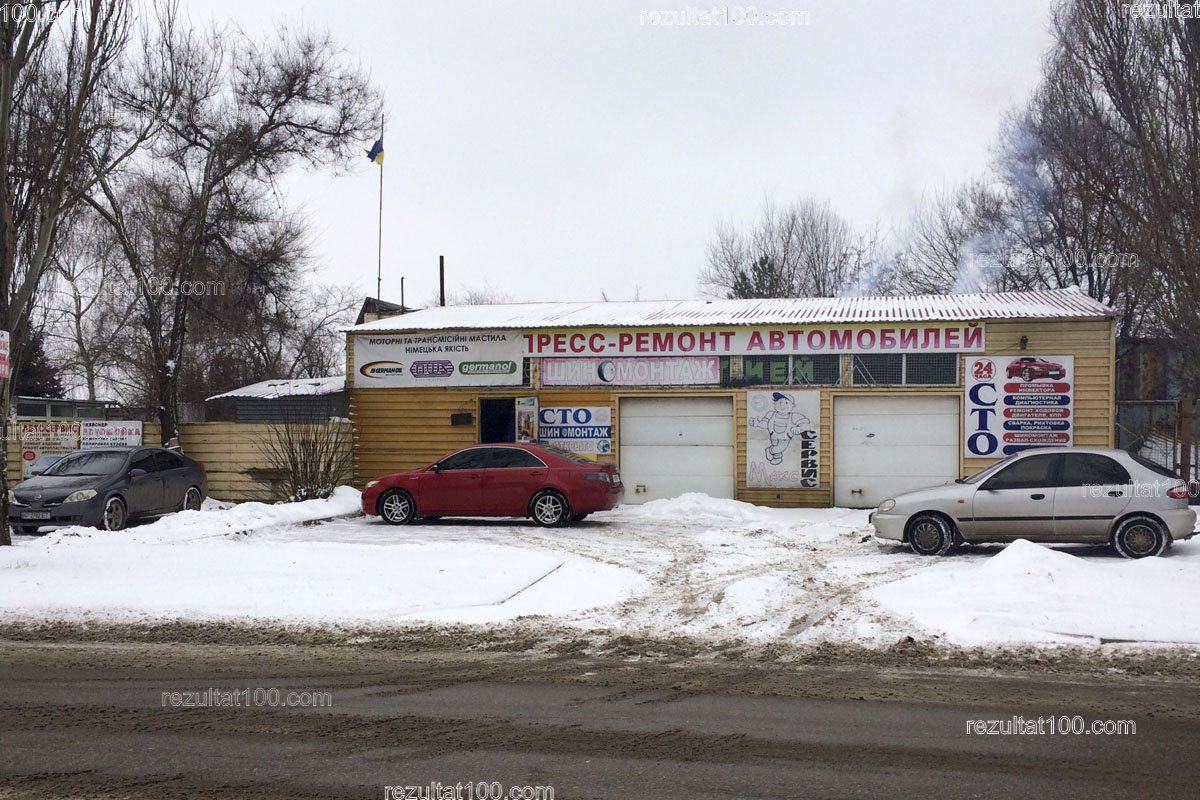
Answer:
1006, 357, 1066, 381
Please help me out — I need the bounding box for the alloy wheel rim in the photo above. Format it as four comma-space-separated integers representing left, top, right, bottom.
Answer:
535, 495, 563, 523
185, 489, 202, 510
383, 494, 409, 521
105, 500, 124, 530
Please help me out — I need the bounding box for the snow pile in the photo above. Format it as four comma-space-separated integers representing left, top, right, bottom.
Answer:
869, 539, 1200, 646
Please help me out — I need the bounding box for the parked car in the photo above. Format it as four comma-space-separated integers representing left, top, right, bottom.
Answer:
22, 454, 63, 481
870, 447, 1195, 558
8, 447, 208, 534
1006, 356, 1066, 381
362, 443, 623, 527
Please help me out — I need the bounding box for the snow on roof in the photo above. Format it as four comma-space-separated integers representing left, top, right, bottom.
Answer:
206, 376, 346, 402
346, 287, 1117, 334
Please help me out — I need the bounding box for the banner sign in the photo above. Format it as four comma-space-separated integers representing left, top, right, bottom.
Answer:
0, 330, 9, 379
541, 356, 720, 387
965, 355, 1075, 457
354, 331, 524, 387
515, 397, 538, 443
18, 421, 80, 467
80, 420, 143, 449
746, 390, 820, 488
524, 323, 983, 358
538, 406, 612, 455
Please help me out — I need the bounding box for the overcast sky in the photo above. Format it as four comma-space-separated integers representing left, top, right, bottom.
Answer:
187, 0, 1057, 306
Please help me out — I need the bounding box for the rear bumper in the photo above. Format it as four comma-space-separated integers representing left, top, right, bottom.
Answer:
1162, 507, 1198, 542
572, 482, 624, 513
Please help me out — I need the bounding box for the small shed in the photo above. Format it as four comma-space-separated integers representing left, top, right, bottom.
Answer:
206, 377, 348, 424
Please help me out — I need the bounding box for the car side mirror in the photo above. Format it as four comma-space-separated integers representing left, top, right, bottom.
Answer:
130, 468, 147, 478
428, 463, 441, 473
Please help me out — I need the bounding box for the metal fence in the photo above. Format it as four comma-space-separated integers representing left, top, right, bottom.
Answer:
1116, 398, 1199, 502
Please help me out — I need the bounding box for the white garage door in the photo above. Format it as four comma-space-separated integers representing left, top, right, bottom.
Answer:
619, 397, 734, 504
834, 396, 959, 508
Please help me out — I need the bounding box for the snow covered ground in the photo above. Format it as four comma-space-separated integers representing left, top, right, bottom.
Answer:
3, 489, 1200, 649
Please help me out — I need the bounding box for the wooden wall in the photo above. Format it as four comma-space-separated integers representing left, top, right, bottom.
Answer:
6, 421, 352, 503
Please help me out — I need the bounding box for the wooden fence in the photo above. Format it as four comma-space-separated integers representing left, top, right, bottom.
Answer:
5, 421, 353, 503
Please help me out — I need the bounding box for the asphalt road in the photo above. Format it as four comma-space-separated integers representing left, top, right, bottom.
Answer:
2, 639, 1199, 800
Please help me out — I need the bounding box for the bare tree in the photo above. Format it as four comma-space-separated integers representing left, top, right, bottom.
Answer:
86, 17, 383, 443
698, 199, 877, 299
0, 0, 158, 545
258, 415, 353, 502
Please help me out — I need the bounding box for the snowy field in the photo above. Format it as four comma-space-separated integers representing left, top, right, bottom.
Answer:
3, 488, 1200, 649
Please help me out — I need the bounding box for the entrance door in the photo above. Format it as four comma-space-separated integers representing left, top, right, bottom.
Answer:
480, 398, 516, 443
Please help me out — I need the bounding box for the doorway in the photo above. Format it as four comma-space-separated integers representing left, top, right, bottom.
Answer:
480, 398, 516, 443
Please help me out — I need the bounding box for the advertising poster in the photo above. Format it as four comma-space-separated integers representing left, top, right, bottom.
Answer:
0, 329, 9, 379
965, 355, 1074, 457
354, 331, 524, 388
746, 390, 819, 489
515, 397, 538, 443
19, 421, 80, 468
538, 406, 612, 455
80, 421, 144, 449
540, 357, 721, 387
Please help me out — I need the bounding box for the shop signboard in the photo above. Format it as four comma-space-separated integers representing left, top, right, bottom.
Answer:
965, 355, 1074, 457
354, 331, 523, 388
18, 420, 80, 469
80, 420, 144, 449
540, 356, 720, 387
537, 406, 611, 455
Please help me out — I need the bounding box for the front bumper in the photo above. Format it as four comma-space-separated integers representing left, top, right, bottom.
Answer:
868, 510, 908, 542
1162, 507, 1198, 542
8, 496, 104, 528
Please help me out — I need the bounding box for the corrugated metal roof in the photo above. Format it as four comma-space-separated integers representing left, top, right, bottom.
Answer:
207, 376, 346, 402
346, 287, 1118, 333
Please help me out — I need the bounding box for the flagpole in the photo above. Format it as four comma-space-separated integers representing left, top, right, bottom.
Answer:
376, 120, 384, 301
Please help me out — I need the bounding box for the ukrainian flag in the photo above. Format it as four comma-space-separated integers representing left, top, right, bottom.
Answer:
366, 138, 384, 165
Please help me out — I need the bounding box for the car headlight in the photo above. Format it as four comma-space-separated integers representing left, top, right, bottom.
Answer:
64, 489, 98, 503
365, 480, 380, 489
877, 499, 896, 513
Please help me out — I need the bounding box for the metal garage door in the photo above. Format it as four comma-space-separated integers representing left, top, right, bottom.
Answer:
834, 396, 959, 508
619, 397, 734, 504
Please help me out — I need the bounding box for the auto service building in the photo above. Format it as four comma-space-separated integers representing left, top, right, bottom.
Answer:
345, 287, 1118, 508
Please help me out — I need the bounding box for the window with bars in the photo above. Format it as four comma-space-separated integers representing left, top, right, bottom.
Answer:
851, 353, 958, 386
744, 354, 841, 386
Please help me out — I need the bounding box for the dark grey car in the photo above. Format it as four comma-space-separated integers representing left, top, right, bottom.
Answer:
8, 447, 208, 534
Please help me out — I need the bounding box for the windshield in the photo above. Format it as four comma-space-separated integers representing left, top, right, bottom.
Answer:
960, 454, 1019, 484
44, 451, 128, 477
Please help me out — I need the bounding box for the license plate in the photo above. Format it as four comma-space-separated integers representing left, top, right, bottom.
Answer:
21, 511, 51, 520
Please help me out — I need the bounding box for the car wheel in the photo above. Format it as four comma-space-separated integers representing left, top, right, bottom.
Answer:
181, 486, 203, 512
379, 489, 416, 525
907, 513, 954, 556
1021, 367, 1033, 381
1112, 515, 1167, 559
570, 512, 589, 523
530, 490, 570, 527
102, 497, 127, 532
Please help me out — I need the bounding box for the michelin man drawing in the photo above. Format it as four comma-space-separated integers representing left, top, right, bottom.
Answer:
750, 391, 816, 465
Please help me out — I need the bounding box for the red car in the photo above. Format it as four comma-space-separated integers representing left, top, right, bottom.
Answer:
1006, 357, 1066, 381
361, 443, 624, 527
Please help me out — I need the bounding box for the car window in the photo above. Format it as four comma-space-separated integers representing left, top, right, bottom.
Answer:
1061, 454, 1131, 486
983, 454, 1060, 490
45, 451, 128, 476
532, 444, 593, 464
436, 449, 489, 470
1129, 452, 1179, 479
488, 448, 545, 468
961, 454, 1018, 484
130, 451, 158, 473
153, 451, 185, 471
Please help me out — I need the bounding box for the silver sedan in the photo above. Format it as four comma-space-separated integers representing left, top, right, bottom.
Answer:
870, 447, 1196, 558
